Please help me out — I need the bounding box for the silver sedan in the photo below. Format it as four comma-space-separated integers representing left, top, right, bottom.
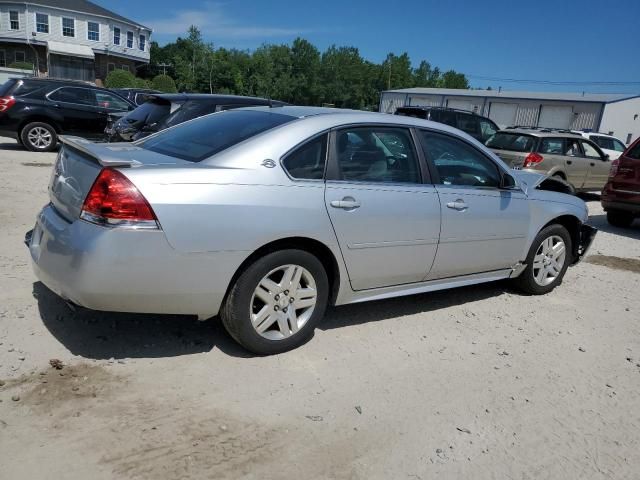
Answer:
27, 106, 596, 354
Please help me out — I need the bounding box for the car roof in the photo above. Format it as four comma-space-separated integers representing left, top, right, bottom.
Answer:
498, 127, 581, 138
149, 93, 282, 103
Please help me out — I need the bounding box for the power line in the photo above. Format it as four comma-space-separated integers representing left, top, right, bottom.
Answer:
466, 74, 640, 86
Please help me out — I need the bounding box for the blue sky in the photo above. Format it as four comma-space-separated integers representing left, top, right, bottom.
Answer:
108, 0, 640, 94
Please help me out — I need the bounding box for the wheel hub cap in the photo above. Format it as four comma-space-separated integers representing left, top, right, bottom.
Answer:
532, 235, 566, 287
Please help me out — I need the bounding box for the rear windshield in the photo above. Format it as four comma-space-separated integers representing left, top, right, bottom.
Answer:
486, 132, 535, 152
138, 110, 295, 162
123, 100, 171, 125
0, 80, 16, 96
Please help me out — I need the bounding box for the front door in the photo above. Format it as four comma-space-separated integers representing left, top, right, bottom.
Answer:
417, 130, 530, 279
562, 137, 590, 189
580, 139, 611, 190
325, 126, 441, 291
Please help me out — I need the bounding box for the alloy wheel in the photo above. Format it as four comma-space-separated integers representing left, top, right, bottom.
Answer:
27, 127, 52, 149
532, 235, 566, 287
250, 264, 317, 340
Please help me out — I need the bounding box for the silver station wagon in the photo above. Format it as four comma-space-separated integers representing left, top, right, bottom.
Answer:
27, 106, 596, 354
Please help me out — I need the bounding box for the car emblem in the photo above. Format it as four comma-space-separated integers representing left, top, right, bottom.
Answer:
261, 159, 276, 168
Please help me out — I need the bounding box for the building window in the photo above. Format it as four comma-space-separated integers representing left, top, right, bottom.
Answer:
15, 51, 25, 62
121, 64, 130, 72
87, 21, 100, 41
126, 31, 134, 49
62, 17, 75, 37
139, 34, 146, 51
9, 11, 19, 30
0, 51, 6, 68
36, 13, 49, 33
107, 63, 115, 72
113, 27, 121, 45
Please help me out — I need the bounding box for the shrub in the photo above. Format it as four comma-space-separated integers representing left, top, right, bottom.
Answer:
8, 61, 34, 71
152, 74, 177, 93
134, 77, 151, 89
105, 69, 136, 88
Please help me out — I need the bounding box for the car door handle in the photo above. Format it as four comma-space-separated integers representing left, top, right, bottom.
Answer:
446, 199, 468, 211
330, 198, 361, 210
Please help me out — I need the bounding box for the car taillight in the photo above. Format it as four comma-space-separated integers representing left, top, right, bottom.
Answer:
0, 96, 16, 112
523, 152, 544, 168
608, 158, 620, 177
81, 168, 159, 229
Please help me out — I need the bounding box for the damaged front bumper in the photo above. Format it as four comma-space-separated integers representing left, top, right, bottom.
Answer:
572, 224, 597, 264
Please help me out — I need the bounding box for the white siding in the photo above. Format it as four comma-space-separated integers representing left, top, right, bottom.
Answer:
600, 98, 640, 144
408, 95, 442, 107
379, 92, 407, 113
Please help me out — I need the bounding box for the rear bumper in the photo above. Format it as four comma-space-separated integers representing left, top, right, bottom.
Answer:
27, 204, 248, 319
573, 224, 597, 264
601, 199, 640, 215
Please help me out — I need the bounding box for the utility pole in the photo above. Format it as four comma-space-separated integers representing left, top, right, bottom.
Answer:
157, 63, 171, 75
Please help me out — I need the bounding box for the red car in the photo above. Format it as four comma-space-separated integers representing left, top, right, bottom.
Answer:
602, 137, 640, 227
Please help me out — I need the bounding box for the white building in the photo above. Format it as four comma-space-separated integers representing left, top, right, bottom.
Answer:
380, 88, 640, 144
0, 0, 151, 83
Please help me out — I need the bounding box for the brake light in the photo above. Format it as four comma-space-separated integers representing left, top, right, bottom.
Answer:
81, 168, 158, 229
523, 152, 544, 168
0, 96, 16, 112
608, 158, 620, 177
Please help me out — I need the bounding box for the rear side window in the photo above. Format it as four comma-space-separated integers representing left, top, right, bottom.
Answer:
591, 136, 613, 150
139, 110, 294, 162
282, 134, 327, 180
486, 132, 535, 152
456, 114, 479, 135
540, 138, 564, 154
395, 108, 427, 119
438, 111, 457, 127
49, 87, 95, 106
0, 80, 15, 96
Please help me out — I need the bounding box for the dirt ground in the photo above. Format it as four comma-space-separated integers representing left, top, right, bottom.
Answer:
1, 136, 640, 480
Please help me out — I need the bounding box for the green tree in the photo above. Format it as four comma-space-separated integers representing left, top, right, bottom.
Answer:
439, 70, 469, 89
152, 74, 177, 92
105, 69, 136, 88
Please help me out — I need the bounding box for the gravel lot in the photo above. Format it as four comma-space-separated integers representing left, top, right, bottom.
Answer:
1, 137, 640, 479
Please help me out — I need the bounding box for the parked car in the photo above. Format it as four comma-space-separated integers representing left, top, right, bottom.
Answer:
105, 94, 287, 142
486, 128, 611, 192
109, 88, 160, 106
26, 106, 596, 354
394, 106, 499, 143
0, 78, 134, 151
601, 137, 640, 227
572, 130, 627, 160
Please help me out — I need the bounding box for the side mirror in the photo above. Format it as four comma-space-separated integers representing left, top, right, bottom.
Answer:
501, 172, 518, 189
603, 153, 610, 161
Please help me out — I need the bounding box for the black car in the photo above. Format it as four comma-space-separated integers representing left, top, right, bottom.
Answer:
394, 106, 499, 143
0, 78, 134, 151
106, 93, 288, 142
109, 88, 160, 106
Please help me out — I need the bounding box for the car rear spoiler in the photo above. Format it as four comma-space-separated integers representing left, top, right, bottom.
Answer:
59, 136, 143, 167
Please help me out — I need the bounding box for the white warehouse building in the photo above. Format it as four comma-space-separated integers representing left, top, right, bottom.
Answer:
380, 88, 640, 144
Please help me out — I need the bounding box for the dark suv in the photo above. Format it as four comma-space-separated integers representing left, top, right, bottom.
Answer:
106, 93, 287, 142
394, 106, 499, 143
601, 137, 640, 227
0, 78, 134, 151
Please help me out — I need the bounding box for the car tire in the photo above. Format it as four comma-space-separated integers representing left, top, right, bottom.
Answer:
20, 122, 58, 152
606, 210, 634, 228
220, 249, 329, 355
513, 224, 572, 295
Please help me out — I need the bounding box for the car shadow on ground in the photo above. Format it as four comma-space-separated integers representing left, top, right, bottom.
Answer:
588, 214, 640, 240
32, 282, 253, 360
0, 141, 24, 151
34, 280, 514, 359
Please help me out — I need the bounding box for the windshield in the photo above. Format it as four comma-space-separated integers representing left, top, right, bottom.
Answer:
138, 110, 295, 162
486, 132, 535, 152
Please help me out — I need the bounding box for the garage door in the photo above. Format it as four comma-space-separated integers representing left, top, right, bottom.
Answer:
446, 99, 473, 111
538, 105, 574, 129
489, 102, 518, 128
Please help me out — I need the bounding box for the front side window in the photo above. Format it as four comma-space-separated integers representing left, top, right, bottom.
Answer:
10, 11, 19, 30
49, 87, 96, 106
581, 141, 603, 159
139, 110, 295, 162
113, 27, 121, 45
612, 139, 626, 152
335, 127, 420, 184
627, 142, 640, 160
420, 131, 502, 188
62, 17, 75, 37
36, 13, 48, 33
139, 34, 146, 51
539, 138, 564, 154
282, 134, 327, 180
87, 21, 100, 41
94, 91, 130, 111
127, 31, 134, 48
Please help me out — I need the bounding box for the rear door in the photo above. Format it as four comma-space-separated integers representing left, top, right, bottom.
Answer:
325, 125, 441, 290
580, 139, 610, 190
418, 129, 529, 279
47, 87, 103, 136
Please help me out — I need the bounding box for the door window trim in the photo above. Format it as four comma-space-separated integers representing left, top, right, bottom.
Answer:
417, 127, 511, 191
325, 124, 430, 186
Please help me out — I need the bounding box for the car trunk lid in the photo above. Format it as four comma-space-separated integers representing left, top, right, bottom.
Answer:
49, 136, 185, 222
